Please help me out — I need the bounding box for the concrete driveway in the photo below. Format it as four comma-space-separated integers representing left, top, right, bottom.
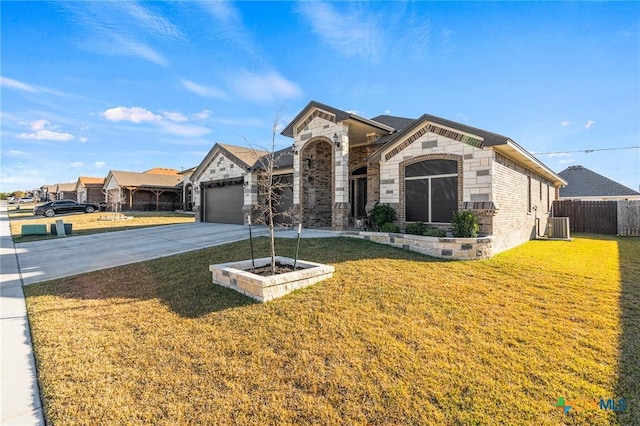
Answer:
15, 222, 341, 285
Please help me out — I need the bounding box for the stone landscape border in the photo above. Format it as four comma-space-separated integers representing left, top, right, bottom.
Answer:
343, 231, 494, 260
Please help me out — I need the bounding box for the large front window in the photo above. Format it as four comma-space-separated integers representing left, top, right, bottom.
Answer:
405, 159, 458, 223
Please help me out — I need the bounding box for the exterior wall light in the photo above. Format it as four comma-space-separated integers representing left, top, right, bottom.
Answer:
333, 133, 340, 148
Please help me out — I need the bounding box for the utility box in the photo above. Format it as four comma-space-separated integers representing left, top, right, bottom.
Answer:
50, 223, 73, 236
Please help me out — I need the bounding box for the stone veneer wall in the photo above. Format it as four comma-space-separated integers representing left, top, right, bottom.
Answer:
301, 141, 333, 227
379, 132, 493, 227
344, 231, 494, 260
491, 152, 555, 253
293, 112, 350, 230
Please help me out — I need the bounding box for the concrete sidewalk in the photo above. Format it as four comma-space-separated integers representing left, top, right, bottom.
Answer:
0, 204, 44, 425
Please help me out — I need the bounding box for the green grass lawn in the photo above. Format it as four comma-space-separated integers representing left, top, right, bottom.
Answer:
10, 210, 195, 242
24, 235, 639, 425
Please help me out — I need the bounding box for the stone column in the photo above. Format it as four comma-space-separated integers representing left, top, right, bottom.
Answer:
333, 128, 350, 230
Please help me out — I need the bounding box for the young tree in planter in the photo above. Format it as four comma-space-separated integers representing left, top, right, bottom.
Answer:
248, 112, 294, 274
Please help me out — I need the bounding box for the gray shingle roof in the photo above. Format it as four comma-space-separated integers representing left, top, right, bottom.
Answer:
109, 170, 183, 188
558, 165, 639, 198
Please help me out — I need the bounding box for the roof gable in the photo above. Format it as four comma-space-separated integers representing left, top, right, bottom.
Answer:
191, 143, 268, 182
558, 165, 639, 197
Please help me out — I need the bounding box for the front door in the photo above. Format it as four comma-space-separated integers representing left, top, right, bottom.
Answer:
350, 166, 368, 219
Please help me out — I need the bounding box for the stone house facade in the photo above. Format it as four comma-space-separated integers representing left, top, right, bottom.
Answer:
192, 101, 565, 254
281, 101, 566, 254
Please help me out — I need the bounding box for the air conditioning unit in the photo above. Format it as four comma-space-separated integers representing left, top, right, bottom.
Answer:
548, 217, 570, 239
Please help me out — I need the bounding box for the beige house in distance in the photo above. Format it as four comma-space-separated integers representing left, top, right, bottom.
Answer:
192, 101, 567, 255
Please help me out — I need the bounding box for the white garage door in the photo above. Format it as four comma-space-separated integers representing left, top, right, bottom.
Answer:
204, 183, 244, 224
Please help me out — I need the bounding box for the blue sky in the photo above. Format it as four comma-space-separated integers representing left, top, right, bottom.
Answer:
1, 1, 638, 193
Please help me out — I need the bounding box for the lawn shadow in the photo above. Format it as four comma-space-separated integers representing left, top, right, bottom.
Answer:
615, 236, 640, 425
24, 237, 447, 319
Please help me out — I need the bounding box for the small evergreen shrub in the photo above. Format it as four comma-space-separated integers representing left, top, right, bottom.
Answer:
380, 222, 401, 233
370, 204, 396, 231
451, 210, 479, 238
405, 222, 446, 237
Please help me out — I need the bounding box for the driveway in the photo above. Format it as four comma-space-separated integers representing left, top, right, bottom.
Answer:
15, 223, 341, 285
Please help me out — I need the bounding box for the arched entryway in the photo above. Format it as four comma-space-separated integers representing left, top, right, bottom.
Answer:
300, 139, 333, 228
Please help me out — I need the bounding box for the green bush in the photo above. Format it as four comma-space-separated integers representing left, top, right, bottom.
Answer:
405, 222, 446, 237
370, 204, 396, 231
380, 222, 401, 233
451, 210, 479, 238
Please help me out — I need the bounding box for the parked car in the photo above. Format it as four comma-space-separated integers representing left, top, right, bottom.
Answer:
18, 197, 34, 203
33, 199, 99, 217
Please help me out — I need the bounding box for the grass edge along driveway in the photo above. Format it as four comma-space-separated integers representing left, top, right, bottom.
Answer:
24, 235, 639, 425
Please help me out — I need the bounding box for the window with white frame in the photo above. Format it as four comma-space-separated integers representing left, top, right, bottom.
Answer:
405, 159, 458, 223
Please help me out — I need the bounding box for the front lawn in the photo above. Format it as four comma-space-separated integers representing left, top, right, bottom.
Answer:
24, 235, 639, 425
10, 211, 194, 242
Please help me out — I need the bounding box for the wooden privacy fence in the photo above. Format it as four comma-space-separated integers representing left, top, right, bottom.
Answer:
552, 200, 617, 234
617, 200, 640, 236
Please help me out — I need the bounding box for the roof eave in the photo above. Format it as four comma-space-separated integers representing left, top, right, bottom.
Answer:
494, 141, 567, 186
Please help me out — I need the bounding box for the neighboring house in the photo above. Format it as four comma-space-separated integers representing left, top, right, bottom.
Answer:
40, 184, 57, 202
55, 182, 77, 200
103, 169, 183, 211
192, 101, 566, 254
75, 176, 105, 204
558, 165, 640, 201
179, 167, 197, 212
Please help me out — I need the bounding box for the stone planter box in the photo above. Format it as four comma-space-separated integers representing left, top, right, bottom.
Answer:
209, 256, 335, 302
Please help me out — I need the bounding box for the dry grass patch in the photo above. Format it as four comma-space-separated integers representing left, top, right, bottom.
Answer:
10, 211, 194, 242
25, 235, 639, 425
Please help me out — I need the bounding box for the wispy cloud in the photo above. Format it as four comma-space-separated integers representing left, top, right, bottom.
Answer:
560, 120, 571, 126
162, 111, 188, 122
195, 109, 212, 120
17, 119, 74, 141
296, 2, 381, 62
157, 121, 212, 137
585, 119, 596, 130
228, 70, 302, 104
1, 76, 38, 93
181, 79, 226, 99
62, 2, 178, 66
102, 107, 162, 123
94, 161, 106, 168
70, 161, 84, 168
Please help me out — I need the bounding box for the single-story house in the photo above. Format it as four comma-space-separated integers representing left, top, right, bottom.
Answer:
75, 176, 105, 204
103, 169, 183, 211
39, 184, 57, 202
558, 165, 640, 201
192, 100, 567, 254
55, 182, 77, 200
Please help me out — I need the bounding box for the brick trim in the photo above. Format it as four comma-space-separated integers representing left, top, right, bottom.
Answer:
398, 154, 464, 225
296, 109, 336, 135
385, 124, 483, 161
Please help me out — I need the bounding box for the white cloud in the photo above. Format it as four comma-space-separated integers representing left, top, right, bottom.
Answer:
585, 119, 596, 130
102, 107, 162, 123
195, 109, 212, 120
296, 2, 382, 62
17, 119, 74, 141
70, 161, 84, 168
7, 150, 27, 157
79, 136, 88, 143
181, 79, 226, 98
229, 70, 302, 104
162, 111, 188, 122
560, 120, 571, 126
94, 161, 106, 168
559, 158, 576, 165
548, 152, 573, 158
0, 76, 38, 93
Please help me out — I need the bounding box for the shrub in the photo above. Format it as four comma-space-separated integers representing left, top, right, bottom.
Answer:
380, 222, 401, 233
370, 204, 396, 231
405, 222, 446, 237
451, 210, 479, 238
